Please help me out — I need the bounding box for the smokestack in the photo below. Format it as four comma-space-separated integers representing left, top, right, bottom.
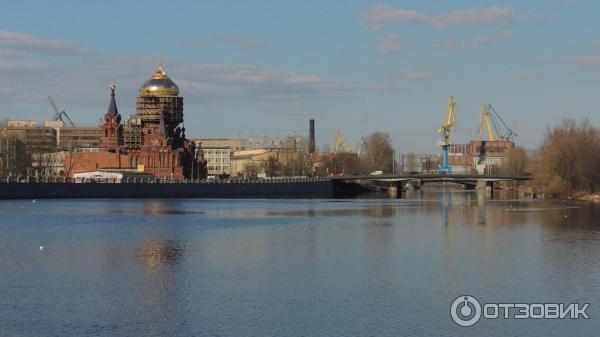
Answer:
309, 119, 315, 154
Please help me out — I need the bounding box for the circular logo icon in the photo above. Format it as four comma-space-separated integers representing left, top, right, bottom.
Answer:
450, 295, 482, 327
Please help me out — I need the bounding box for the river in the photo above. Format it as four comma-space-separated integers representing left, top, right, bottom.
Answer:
0, 189, 599, 336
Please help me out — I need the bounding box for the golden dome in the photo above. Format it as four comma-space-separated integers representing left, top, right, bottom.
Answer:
139, 65, 179, 96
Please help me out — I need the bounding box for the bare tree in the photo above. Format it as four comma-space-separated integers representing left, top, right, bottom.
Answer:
265, 157, 281, 177
360, 132, 395, 173
502, 146, 530, 175
319, 153, 362, 176
243, 162, 261, 178
535, 119, 600, 193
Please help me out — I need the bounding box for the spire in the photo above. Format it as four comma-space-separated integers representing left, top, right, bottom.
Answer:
107, 82, 119, 116
152, 64, 167, 80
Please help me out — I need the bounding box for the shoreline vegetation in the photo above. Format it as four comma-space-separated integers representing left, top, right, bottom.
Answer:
509, 119, 600, 202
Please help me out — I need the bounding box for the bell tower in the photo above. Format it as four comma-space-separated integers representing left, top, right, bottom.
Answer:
100, 83, 123, 152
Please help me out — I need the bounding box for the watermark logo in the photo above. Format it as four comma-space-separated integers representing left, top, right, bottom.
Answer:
450, 295, 482, 327
450, 295, 590, 327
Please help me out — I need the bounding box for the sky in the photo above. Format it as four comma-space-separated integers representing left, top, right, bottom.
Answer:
1, 0, 599, 153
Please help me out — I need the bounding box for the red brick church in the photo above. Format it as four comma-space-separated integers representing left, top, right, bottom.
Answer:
66, 66, 207, 179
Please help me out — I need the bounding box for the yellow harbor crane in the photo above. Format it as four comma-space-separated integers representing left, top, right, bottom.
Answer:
477, 104, 517, 142
479, 105, 497, 141
437, 96, 456, 174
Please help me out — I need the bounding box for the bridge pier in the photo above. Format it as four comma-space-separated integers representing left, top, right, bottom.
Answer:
485, 181, 495, 199
388, 181, 404, 199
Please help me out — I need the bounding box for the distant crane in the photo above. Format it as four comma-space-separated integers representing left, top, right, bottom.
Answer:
333, 130, 351, 153
437, 96, 456, 174
477, 104, 517, 142
354, 137, 366, 157
48, 96, 75, 127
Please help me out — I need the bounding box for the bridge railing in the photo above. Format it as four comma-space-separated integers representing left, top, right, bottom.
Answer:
332, 172, 533, 180
0, 176, 332, 184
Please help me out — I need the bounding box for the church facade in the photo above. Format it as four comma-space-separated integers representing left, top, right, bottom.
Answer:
66, 66, 207, 179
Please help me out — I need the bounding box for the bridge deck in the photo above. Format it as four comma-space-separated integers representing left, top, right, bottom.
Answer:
333, 174, 533, 182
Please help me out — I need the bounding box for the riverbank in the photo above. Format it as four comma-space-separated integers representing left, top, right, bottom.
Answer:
576, 192, 600, 203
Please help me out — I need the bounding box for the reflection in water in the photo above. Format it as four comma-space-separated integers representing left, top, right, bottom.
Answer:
136, 240, 186, 268
1, 190, 599, 337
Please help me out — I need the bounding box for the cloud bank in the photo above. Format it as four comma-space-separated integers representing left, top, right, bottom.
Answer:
363, 4, 515, 31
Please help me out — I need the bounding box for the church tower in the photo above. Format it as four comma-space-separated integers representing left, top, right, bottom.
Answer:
100, 83, 123, 152
137, 65, 183, 141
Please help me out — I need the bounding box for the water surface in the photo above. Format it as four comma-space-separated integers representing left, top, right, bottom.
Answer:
1, 190, 599, 336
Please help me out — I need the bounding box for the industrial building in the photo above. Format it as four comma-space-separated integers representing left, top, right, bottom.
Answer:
447, 140, 514, 174
0, 118, 103, 177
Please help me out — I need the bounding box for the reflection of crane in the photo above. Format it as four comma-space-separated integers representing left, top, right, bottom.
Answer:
478, 104, 516, 141
437, 96, 456, 174
48, 96, 75, 127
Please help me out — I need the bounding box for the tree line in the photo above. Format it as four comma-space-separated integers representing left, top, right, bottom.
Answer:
503, 119, 600, 195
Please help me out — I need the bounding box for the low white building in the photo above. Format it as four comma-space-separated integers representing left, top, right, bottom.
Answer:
72, 170, 152, 182
201, 146, 231, 176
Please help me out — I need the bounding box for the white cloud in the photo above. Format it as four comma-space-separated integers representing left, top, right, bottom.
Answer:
0, 51, 352, 109
392, 68, 434, 81
434, 38, 462, 49
363, 4, 428, 32
0, 59, 47, 70
223, 37, 264, 49
573, 54, 600, 68
0, 31, 350, 125
471, 30, 513, 45
182, 38, 213, 47
0, 31, 89, 55
183, 36, 264, 49
0, 49, 28, 58
368, 82, 404, 92
430, 7, 515, 28
377, 35, 403, 55
513, 73, 544, 80
434, 31, 512, 49
362, 4, 515, 31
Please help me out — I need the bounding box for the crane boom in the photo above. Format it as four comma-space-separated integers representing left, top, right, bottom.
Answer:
47, 96, 75, 127
479, 105, 497, 141
437, 96, 456, 174
437, 96, 456, 145
489, 105, 517, 141
478, 104, 517, 142
355, 137, 366, 157
48, 96, 60, 115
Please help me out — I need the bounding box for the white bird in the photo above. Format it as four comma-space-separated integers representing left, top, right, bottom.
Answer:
32, 199, 36, 203
39, 246, 44, 250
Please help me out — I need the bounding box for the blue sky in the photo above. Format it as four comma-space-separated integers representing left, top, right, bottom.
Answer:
1, 0, 599, 153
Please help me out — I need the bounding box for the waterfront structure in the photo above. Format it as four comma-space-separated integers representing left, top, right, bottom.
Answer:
67, 65, 207, 179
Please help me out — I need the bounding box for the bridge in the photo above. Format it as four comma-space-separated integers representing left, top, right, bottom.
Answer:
332, 173, 533, 197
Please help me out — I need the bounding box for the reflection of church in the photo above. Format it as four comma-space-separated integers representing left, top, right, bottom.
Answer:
67, 65, 207, 179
